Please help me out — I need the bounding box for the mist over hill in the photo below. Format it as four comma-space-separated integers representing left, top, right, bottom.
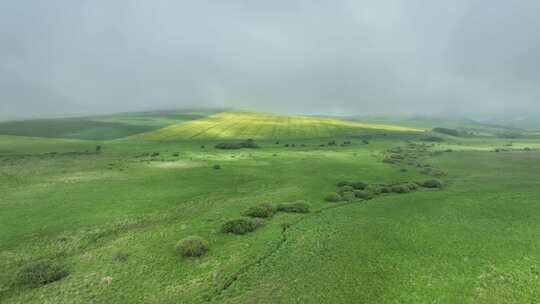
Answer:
2, 1, 540, 118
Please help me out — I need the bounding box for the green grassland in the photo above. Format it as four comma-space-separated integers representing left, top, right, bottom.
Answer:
349, 115, 525, 137
137, 111, 423, 140
1, 110, 540, 303
0, 110, 216, 140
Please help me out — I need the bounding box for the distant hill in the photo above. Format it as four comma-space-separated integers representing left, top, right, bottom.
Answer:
346, 115, 524, 136
0, 110, 218, 140
137, 111, 423, 140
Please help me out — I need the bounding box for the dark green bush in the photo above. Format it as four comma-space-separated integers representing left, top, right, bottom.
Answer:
336, 181, 352, 187
391, 185, 410, 193
433, 127, 461, 136
175, 236, 209, 258
354, 190, 374, 200
338, 185, 355, 194
244, 203, 276, 218
325, 192, 341, 202
365, 185, 382, 194
420, 179, 443, 188
16, 259, 69, 288
112, 251, 129, 262
276, 201, 310, 213
341, 191, 356, 201
380, 186, 392, 193
351, 182, 368, 190
405, 182, 418, 191
222, 218, 264, 235
215, 139, 259, 150
213, 164, 221, 170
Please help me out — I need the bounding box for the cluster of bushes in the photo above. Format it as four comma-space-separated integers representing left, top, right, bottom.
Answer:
215, 139, 259, 150
176, 236, 209, 257
222, 218, 265, 235
16, 259, 69, 288
284, 143, 306, 148
433, 127, 461, 137
175, 201, 310, 260
325, 179, 443, 202
494, 147, 536, 153
222, 201, 310, 235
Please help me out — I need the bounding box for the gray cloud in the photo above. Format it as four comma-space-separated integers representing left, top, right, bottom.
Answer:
1, 0, 540, 118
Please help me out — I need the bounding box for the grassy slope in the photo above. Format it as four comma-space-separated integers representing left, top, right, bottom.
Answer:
137, 111, 423, 141
2, 118, 540, 303
0, 110, 216, 140
349, 115, 524, 136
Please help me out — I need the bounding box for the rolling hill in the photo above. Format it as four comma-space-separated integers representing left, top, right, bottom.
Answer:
137, 111, 424, 140
0, 110, 217, 140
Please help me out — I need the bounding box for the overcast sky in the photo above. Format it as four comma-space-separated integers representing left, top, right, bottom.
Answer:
1, 0, 540, 118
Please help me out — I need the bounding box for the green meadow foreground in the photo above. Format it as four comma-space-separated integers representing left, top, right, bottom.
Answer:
1, 111, 540, 303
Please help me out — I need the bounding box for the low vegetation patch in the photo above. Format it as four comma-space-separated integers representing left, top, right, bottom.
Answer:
354, 190, 375, 200
16, 259, 69, 288
391, 185, 410, 193
244, 203, 276, 218
175, 236, 209, 258
222, 218, 264, 235
276, 201, 310, 213
341, 191, 356, 201
338, 185, 355, 194
419, 179, 444, 188
433, 127, 461, 136
215, 139, 259, 150
325, 192, 342, 202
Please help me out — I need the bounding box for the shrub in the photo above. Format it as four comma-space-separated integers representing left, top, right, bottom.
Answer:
16, 259, 69, 288
325, 192, 341, 202
215, 139, 259, 150
354, 190, 374, 200
172, 153, 179, 157
338, 185, 355, 194
336, 181, 353, 187
222, 218, 264, 235
380, 186, 392, 193
362, 139, 369, 144
341, 191, 356, 201
391, 185, 410, 193
175, 236, 209, 258
351, 182, 368, 190
404, 182, 418, 191
277, 201, 310, 213
433, 127, 460, 136
327, 140, 337, 146
213, 164, 221, 170
112, 251, 129, 262
420, 179, 443, 188
365, 185, 382, 194
244, 203, 276, 218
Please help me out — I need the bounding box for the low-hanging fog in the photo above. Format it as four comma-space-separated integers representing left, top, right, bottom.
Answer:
1, 0, 540, 119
